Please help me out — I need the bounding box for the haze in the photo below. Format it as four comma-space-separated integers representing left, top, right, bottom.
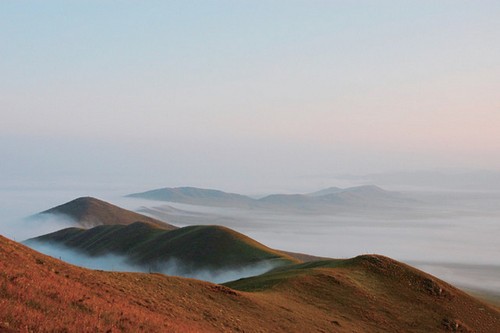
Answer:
1, 0, 500, 300
1, 1, 500, 192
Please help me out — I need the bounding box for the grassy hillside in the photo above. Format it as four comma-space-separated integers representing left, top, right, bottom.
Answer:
37, 196, 176, 229
2, 235, 499, 333
26, 222, 298, 271
225, 256, 500, 332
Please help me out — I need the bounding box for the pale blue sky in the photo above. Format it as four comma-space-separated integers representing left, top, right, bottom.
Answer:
1, 1, 500, 192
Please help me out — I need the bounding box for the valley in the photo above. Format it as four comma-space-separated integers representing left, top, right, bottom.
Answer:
1, 186, 499, 332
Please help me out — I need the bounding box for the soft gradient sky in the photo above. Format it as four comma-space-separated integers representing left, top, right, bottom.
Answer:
1, 1, 500, 192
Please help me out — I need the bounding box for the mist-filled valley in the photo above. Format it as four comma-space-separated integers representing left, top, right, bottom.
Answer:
127, 189, 500, 297
1, 181, 499, 298
3, 2, 500, 331
24, 240, 280, 284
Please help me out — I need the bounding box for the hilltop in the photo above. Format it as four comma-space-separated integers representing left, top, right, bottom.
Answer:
36, 196, 176, 229
1, 235, 499, 332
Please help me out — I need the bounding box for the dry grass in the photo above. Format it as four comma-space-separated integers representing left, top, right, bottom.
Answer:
1, 235, 499, 332
0, 236, 205, 332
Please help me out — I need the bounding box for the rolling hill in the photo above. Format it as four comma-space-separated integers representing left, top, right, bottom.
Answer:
35, 196, 176, 229
1, 234, 499, 332
25, 222, 298, 274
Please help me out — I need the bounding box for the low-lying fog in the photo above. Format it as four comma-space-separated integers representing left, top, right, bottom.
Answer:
125, 195, 500, 295
1, 184, 499, 295
25, 241, 278, 284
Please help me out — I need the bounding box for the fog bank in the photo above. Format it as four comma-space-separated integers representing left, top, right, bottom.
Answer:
25, 241, 278, 284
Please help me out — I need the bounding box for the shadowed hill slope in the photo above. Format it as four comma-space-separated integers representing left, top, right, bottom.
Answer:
2, 235, 499, 333
36, 196, 176, 229
25, 222, 298, 271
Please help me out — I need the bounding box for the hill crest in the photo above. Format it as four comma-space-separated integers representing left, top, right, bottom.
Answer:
38, 196, 176, 229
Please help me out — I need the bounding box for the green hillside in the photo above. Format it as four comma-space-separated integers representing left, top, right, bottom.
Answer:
26, 222, 298, 271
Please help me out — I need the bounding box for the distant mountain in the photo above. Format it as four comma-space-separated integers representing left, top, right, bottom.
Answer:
307, 186, 343, 196
127, 185, 412, 212
26, 222, 298, 272
256, 185, 413, 212
36, 196, 176, 229
257, 193, 313, 206
306, 185, 398, 201
315, 185, 407, 204
127, 187, 254, 207
336, 184, 393, 196
340, 169, 500, 191
3, 235, 499, 332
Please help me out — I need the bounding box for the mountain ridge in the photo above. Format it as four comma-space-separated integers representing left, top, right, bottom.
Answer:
127, 185, 413, 212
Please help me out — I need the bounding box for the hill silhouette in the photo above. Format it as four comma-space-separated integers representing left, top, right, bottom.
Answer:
307, 186, 343, 196
127, 185, 414, 212
36, 196, 176, 229
127, 187, 254, 207
26, 222, 298, 273
2, 235, 499, 332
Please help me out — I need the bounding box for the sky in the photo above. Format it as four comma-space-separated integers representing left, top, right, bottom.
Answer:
1, 1, 500, 193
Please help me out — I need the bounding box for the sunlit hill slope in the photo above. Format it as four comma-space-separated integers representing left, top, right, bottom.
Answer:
36, 196, 176, 229
1, 235, 499, 332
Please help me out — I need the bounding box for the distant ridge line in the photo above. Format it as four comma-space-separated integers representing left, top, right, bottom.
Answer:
127, 185, 410, 211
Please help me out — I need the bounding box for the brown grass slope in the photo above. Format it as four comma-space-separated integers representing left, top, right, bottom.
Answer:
226, 257, 500, 332
38, 196, 176, 229
1, 235, 499, 333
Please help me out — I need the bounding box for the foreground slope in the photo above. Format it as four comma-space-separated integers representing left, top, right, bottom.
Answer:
36, 196, 176, 229
2, 235, 499, 333
26, 222, 298, 271
226, 258, 500, 332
